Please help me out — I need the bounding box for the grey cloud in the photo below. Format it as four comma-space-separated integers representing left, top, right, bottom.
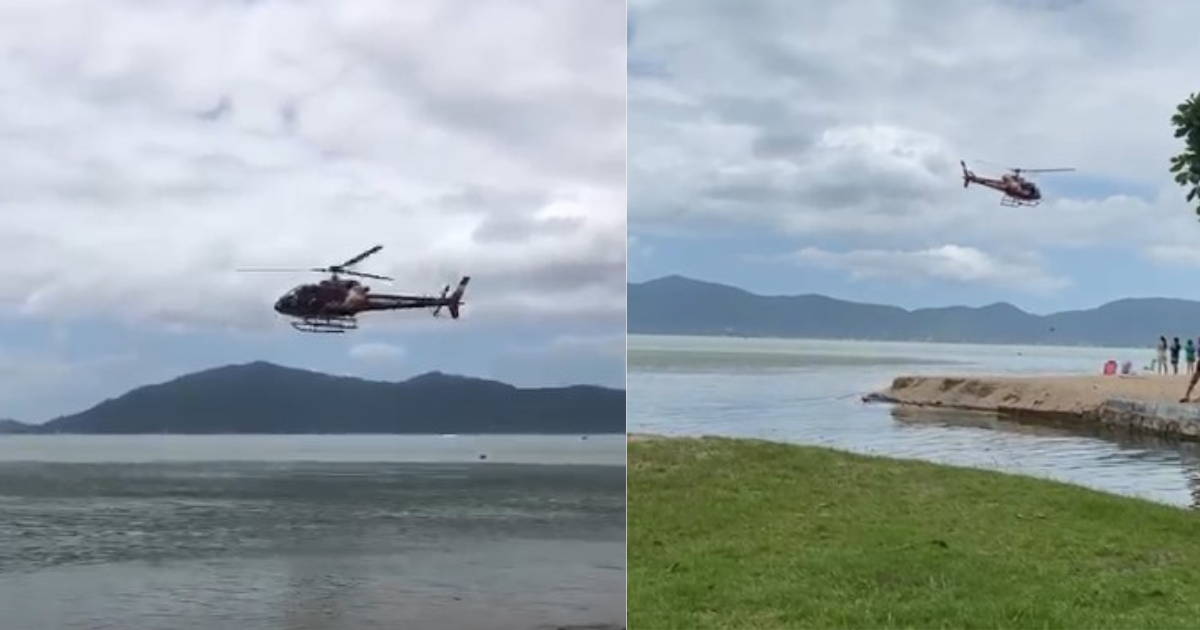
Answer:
750, 130, 818, 159
434, 186, 551, 218
198, 95, 233, 121
329, 1, 626, 188
0, 0, 625, 330
472, 214, 585, 244
505, 258, 626, 295
628, 0, 1200, 258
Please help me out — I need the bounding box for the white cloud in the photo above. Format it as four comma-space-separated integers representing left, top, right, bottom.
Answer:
628, 0, 1200, 271
349, 342, 405, 363
1143, 244, 1200, 268
788, 245, 1069, 293
627, 235, 653, 274
544, 332, 628, 358
491, 332, 626, 388
0, 349, 142, 421
0, 0, 626, 330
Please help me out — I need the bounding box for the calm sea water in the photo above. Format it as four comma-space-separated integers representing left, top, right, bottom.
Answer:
0, 434, 626, 630
628, 334, 1200, 508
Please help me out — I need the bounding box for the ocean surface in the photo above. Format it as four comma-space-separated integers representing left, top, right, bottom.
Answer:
628, 334, 1200, 508
0, 434, 626, 630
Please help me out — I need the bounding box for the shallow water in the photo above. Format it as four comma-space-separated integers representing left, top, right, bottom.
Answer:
0, 433, 626, 465
0, 435, 626, 630
628, 334, 1200, 508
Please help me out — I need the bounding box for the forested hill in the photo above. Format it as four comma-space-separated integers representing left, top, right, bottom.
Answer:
629, 275, 1200, 347
0, 419, 33, 434
24, 362, 624, 434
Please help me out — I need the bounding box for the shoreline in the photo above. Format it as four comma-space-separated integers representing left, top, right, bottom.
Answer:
867, 374, 1200, 440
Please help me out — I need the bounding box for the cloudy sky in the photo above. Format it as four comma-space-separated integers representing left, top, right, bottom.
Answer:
628, 0, 1200, 315
0, 0, 625, 421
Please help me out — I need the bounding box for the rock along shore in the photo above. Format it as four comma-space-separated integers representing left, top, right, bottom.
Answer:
867, 374, 1200, 441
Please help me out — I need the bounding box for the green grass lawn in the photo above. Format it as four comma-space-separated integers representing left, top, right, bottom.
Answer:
628, 436, 1200, 630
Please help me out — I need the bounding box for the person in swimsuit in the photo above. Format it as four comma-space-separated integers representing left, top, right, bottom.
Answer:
1157, 336, 1168, 375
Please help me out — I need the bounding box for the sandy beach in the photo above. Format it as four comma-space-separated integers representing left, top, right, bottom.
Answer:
873, 373, 1196, 416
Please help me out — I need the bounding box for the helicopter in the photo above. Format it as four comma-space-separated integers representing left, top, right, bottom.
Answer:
238, 245, 471, 334
960, 160, 1074, 207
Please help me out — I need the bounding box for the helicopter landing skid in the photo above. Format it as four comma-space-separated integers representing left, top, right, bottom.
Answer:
291, 316, 359, 333
1001, 196, 1039, 207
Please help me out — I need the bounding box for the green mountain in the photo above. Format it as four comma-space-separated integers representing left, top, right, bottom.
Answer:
27, 362, 624, 434
629, 275, 1200, 347
0, 419, 33, 434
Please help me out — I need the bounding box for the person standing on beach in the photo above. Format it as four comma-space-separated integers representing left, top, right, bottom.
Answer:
1158, 336, 1169, 375
1181, 351, 1200, 402
1172, 337, 1182, 374
1187, 339, 1196, 375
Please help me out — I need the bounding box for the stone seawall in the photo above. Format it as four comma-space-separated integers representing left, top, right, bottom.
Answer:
1095, 398, 1200, 440
869, 374, 1200, 441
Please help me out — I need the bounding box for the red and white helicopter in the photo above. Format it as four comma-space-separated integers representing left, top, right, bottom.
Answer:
960, 160, 1074, 207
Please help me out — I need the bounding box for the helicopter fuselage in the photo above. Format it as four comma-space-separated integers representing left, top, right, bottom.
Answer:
273, 279, 369, 318
969, 173, 1040, 201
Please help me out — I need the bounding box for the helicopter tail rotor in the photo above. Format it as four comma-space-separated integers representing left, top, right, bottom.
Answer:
446, 276, 469, 319
433, 276, 470, 319
432, 284, 450, 318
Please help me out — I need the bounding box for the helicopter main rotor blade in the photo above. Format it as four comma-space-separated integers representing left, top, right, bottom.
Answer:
238, 244, 388, 278
341, 270, 393, 281
337, 244, 383, 269
235, 267, 313, 273
305, 266, 391, 282
972, 160, 1074, 175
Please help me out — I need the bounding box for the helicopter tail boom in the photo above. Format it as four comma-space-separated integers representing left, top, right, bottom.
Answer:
363, 276, 471, 318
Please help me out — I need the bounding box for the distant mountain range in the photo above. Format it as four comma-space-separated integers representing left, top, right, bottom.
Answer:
0, 362, 624, 434
0, 419, 31, 434
629, 275, 1200, 347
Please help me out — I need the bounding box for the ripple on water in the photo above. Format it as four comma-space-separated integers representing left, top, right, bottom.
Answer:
0, 459, 626, 630
628, 336, 1200, 508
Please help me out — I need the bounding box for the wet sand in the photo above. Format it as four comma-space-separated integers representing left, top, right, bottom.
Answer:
873, 373, 1196, 416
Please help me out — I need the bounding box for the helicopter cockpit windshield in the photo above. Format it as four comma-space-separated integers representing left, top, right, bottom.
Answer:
275, 287, 305, 313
